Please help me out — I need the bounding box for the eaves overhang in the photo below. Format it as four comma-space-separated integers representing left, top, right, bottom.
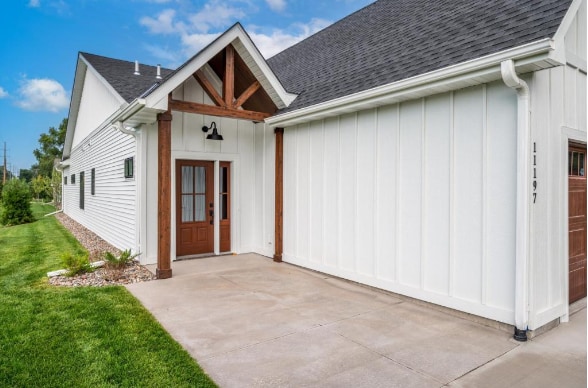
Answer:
265, 38, 559, 128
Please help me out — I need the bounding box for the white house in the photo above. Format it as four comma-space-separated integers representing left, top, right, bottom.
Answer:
59, 0, 586, 340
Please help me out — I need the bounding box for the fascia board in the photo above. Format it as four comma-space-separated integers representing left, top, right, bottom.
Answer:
63, 56, 87, 159
266, 38, 554, 127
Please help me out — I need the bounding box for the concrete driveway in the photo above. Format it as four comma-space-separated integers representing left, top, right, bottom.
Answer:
126, 254, 586, 388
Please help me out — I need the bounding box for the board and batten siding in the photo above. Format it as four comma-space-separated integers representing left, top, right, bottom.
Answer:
63, 125, 137, 252
529, 62, 587, 329
283, 81, 518, 324
141, 75, 275, 264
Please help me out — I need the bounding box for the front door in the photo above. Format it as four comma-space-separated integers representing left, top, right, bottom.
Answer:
176, 160, 214, 256
569, 143, 587, 303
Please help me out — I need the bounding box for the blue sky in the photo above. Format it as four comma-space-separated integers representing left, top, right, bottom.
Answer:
0, 0, 371, 175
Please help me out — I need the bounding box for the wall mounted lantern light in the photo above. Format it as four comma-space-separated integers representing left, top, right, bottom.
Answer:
202, 121, 223, 141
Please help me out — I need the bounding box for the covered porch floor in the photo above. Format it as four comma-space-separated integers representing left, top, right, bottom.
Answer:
126, 254, 586, 387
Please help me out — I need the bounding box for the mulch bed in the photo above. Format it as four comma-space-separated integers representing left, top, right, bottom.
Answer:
49, 212, 155, 287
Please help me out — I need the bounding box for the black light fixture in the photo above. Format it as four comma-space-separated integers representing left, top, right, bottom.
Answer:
202, 121, 223, 141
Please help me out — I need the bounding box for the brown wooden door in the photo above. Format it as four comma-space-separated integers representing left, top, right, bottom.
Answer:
176, 160, 214, 256
569, 143, 587, 303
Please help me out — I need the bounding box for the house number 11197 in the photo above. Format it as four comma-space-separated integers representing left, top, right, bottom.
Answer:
533, 142, 537, 204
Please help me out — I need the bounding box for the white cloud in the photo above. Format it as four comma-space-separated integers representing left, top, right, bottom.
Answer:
0, 87, 8, 98
180, 32, 221, 57
28, 0, 40, 7
140, 2, 331, 61
16, 78, 69, 112
188, 2, 245, 33
140, 9, 178, 34
265, 0, 286, 12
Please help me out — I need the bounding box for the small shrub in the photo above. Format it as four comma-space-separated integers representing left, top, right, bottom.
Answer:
104, 249, 139, 269
1, 180, 34, 226
61, 252, 93, 277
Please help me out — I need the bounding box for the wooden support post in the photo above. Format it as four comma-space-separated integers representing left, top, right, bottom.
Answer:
274, 127, 284, 263
157, 111, 173, 279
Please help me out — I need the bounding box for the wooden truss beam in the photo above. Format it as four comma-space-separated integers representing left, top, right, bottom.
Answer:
193, 70, 225, 108
233, 81, 260, 109
223, 45, 235, 107
178, 45, 269, 122
169, 98, 270, 122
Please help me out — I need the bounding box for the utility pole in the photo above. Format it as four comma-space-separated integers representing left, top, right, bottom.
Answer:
3, 142, 6, 184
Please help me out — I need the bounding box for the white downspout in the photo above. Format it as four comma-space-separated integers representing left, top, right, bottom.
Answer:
501, 59, 530, 341
114, 121, 143, 262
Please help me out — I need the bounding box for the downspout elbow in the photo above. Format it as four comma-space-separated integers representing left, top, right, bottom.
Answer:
501, 60, 529, 96
501, 59, 530, 341
114, 121, 138, 137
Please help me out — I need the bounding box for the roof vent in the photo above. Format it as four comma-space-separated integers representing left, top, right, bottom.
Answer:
134, 60, 140, 76
156, 64, 162, 80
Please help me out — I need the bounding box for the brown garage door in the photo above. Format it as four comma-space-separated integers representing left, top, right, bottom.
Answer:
569, 143, 587, 304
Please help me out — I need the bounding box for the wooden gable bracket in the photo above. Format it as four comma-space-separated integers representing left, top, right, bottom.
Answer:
175, 45, 268, 122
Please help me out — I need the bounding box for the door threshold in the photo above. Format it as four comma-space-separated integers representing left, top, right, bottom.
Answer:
175, 252, 233, 261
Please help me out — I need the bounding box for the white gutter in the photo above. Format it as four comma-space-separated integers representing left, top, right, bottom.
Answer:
501, 59, 530, 341
266, 38, 554, 128
111, 98, 146, 124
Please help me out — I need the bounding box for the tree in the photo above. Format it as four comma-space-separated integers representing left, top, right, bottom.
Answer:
31, 175, 52, 201
1, 179, 33, 226
33, 118, 67, 178
19, 169, 34, 183
51, 170, 62, 209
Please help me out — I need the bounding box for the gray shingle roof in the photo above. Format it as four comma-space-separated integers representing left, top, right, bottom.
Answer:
267, 0, 573, 113
81, 52, 174, 103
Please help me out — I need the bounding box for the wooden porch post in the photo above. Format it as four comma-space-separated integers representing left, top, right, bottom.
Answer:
157, 111, 173, 279
274, 127, 284, 263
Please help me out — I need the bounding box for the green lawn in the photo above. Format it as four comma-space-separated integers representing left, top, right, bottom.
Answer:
0, 203, 217, 387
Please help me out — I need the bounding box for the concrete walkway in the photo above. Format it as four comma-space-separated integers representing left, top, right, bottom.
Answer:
126, 254, 586, 388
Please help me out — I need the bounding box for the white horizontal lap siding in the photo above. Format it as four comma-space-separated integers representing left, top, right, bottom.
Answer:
63, 125, 136, 252
283, 81, 518, 324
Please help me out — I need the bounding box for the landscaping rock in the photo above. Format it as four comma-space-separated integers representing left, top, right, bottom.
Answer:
51, 212, 155, 287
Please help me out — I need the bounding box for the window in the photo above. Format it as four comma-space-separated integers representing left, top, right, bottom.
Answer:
124, 157, 134, 178
569, 150, 586, 177
91, 168, 95, 195
71, 174, 75, 184
79, 171, 85, 209
220, 164, 230, 220
64, 176, 67, 185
